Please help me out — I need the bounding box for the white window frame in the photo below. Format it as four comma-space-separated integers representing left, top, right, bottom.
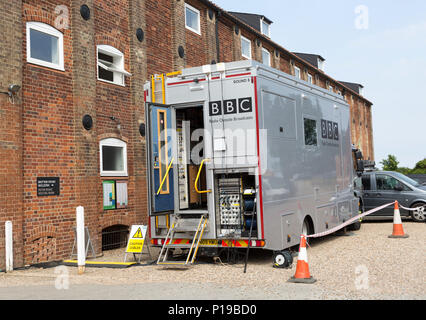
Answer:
97, 45, 131, 87
185, 3, 201, 35
100, 138, 128, 177
294, 66, 301, 79
261, 48, 271, 66
307, 73, 313, 84
26, 22, 64, 71
260, 19, 271, 37
241, 36, 252, 59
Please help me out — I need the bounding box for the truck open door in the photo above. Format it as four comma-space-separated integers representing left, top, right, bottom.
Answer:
146, 103, 175, 215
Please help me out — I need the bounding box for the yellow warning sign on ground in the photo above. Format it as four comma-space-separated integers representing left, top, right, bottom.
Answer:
126, 225, 147, 253
132, 227, 144, 239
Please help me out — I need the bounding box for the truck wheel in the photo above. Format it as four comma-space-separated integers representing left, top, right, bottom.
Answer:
273, 251, 293, 269
349, 220, 362, 231
348, 200, 363, 231
411, 203, 426, 222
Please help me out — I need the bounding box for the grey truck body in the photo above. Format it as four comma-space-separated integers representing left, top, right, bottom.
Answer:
144, 60, 358, 252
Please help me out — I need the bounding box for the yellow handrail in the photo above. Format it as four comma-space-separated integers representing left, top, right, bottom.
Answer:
195, 159, 211, 194
151, 75, 156, 103
166, 71, 182, 77
161, 73, 166, 105
157, 157, 175, 195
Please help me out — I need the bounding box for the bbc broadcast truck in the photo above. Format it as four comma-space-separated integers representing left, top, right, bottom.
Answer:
144, 60, 362, 267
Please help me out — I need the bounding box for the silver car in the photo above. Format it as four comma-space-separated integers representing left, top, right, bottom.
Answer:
360, 171, 426, 222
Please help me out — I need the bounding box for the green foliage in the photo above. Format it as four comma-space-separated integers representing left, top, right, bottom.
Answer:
411, 158, 426, 174
380, 155, 426, 174
396, 167, 412, 175
380, 155, 399, 171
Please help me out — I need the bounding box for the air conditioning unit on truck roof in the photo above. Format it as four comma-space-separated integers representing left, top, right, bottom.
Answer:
144, 60, 360, 267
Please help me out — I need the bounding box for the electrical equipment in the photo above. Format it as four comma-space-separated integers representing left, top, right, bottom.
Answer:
218, 177, 242, 237
177, 114, 189, 209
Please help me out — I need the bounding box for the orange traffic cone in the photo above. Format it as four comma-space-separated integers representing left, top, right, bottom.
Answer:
389, 202, 409, 239
288, 235, 316, 284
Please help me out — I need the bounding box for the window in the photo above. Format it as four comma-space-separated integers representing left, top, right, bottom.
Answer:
304, 118, 318, 146
294, 66, 301, 79
261, 48, 271, 66
376, 175, 410, 191
307, 73, 313, 84
26, 22, 64, 70
100, 138, 128, 177
185, 3, 201, 35
157, 110, 170, 194
97, 45, 131, 86
241, 36, 252, 59
362, 175, 371, 190
261, 20, 271, 37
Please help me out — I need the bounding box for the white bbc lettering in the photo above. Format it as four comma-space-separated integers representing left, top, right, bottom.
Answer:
224, 99, 237, 114
209, 97, 252, 116
238, 97, 252, 113
209, 101, 222, 116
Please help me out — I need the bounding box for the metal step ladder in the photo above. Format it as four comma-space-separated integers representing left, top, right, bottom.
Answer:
157, 215, 207, 267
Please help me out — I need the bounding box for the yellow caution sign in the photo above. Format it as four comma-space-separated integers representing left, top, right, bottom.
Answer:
132, 227, 144, 239
126, 225, 147, 253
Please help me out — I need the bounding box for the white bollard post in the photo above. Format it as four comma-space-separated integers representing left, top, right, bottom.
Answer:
5, 221, 13, 273
76, 206, 85, 275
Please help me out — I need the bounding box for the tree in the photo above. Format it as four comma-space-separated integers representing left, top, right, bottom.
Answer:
396, 167, 411, 175
411, 158, 426, 174
380, 155, 399, 171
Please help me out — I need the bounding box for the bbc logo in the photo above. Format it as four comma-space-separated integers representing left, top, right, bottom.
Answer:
321, 119, 339, 141
209, 97, 253, 116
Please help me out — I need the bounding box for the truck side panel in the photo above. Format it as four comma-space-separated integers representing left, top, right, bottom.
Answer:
256, 69, 356, 251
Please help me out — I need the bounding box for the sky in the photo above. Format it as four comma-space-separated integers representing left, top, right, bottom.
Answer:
212, 0, 426, 169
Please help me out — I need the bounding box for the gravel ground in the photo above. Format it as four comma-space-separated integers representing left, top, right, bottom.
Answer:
0, 220, 424, 300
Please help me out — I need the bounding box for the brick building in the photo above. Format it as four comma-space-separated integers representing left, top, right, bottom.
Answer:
0, 0, 374, 269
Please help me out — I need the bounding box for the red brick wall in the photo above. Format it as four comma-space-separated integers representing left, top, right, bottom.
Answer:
217, 21, 234, 63
21, 0, 76, 265
0, 0, 24, 270
146, 0, 174, 75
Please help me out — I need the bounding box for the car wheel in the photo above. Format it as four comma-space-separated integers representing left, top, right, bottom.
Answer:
411, 203, 426, 222
302, 219, 309, 237
273, 251, 293, 269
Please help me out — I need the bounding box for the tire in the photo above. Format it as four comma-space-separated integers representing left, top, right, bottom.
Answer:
348, 200, 363, 231
273, 251, 293, 269
302, 220, 309, 236
411, 203, 426, 222
349, 220, 362, 231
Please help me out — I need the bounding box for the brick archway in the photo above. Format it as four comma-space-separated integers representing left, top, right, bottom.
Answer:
25, 225, 58, 265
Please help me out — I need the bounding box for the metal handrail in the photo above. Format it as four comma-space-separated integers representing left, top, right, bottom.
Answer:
194, 159, 211, 194
156, 157, 175, 195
